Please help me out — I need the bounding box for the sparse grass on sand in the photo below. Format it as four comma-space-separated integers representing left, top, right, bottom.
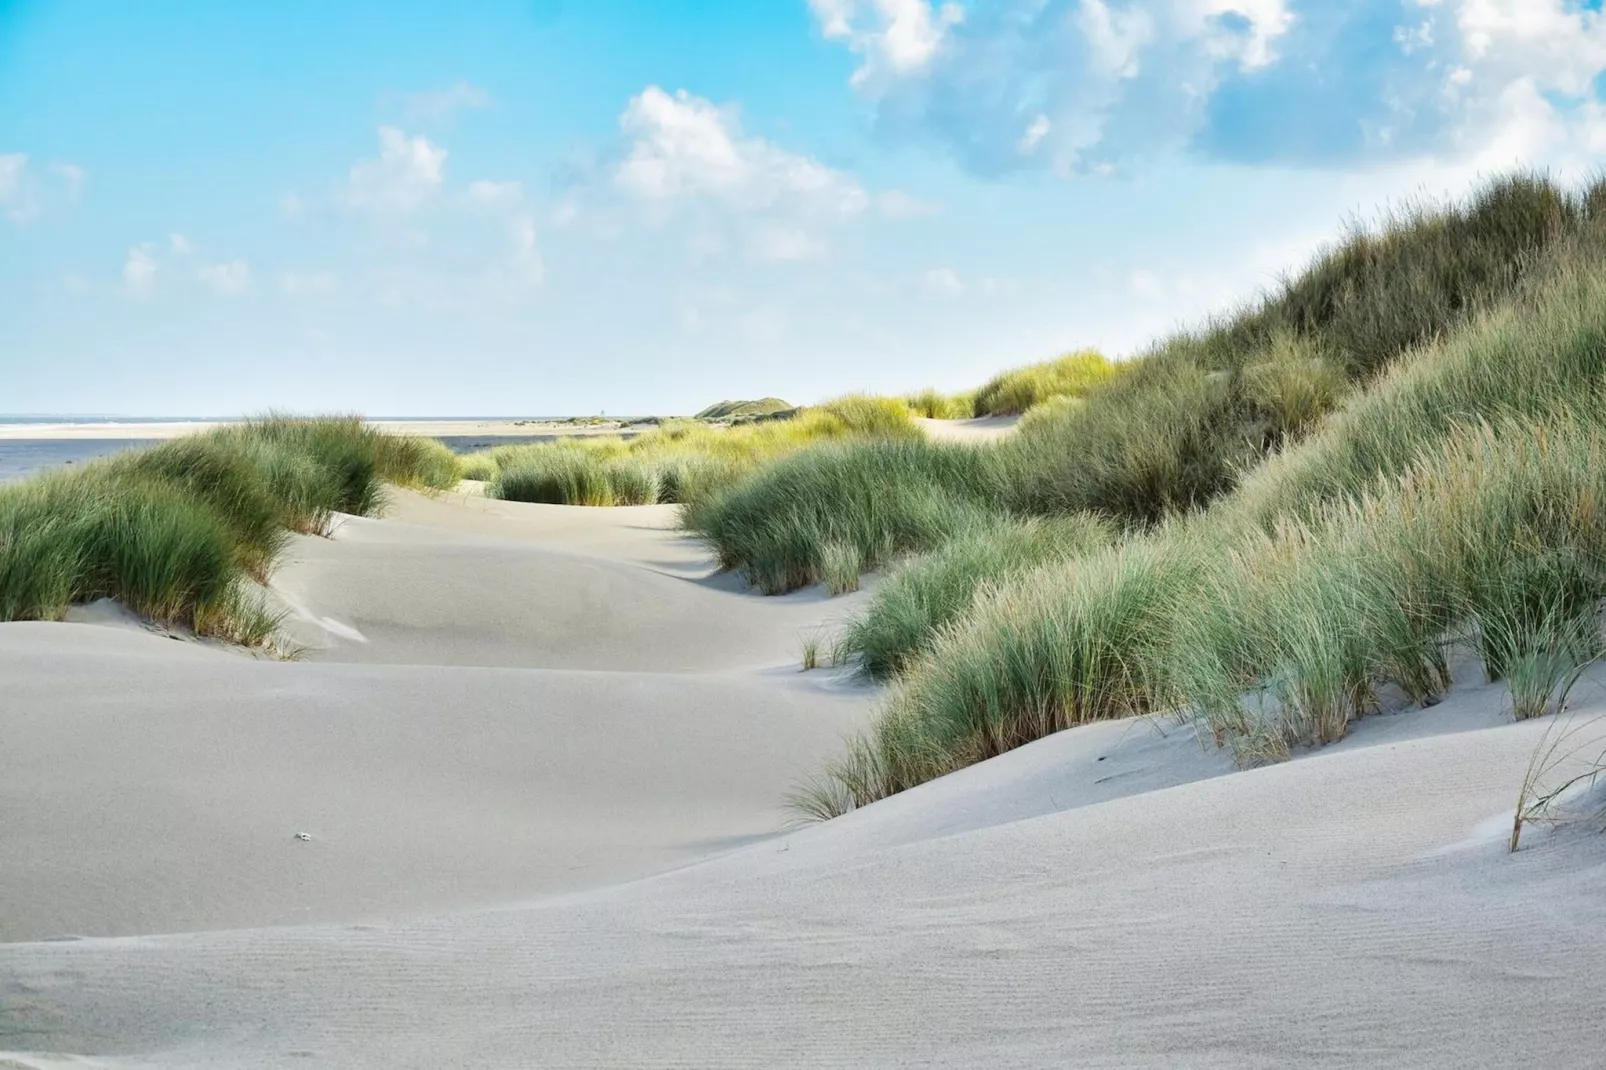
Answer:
479, 395, 917, 508
783, 172, 1606, 817
0, 415, 460, 645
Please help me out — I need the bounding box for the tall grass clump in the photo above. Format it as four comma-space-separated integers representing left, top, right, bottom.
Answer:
0, 415, 455, 646
836, 513, 1116, 677
1177, 407, 1606, 760
683, 438, 1002, 593
800, 529, 1209, 813
904, 389, 976, 419
972, 349, 1117, 416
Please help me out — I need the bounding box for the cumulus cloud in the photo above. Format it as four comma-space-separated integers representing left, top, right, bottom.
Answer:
347, 127, 447, 212
811, 0, 1606, 175
198, 259, 252, 295
615, 86, 870, 218
607, 86, 930, 261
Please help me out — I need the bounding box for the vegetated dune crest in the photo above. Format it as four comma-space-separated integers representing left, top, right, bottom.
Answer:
2, 487, 1604, 1068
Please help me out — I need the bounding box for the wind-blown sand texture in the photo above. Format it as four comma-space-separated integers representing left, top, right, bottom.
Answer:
3, 488, 1605, 1068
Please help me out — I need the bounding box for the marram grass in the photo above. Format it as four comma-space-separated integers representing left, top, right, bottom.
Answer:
792, 173, 1606, 818
0, 416, 460, 646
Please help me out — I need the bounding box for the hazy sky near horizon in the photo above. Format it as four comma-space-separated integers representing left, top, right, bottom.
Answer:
4, 0, 1606, 416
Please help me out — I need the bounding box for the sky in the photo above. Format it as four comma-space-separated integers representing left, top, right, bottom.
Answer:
4, 0, 1606, 416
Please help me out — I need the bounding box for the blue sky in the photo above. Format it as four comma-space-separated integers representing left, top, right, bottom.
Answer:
4, 0, 1606, 416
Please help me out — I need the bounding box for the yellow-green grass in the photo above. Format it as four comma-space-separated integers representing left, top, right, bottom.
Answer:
0, 416, 459, 646
902, 389, 977, 419
482, 395, 917, 508
971, 350, 1118, 416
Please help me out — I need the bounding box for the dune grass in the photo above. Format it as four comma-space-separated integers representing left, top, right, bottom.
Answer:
786, 173, 1606, 817
482, 395, 917, 508
971, 350, 1117, 416
683, 437, 1005, 593
705, 175, 1587, 603
0, 416, 458, 645
834, 513, 1115, 678
903, 389, 976, 419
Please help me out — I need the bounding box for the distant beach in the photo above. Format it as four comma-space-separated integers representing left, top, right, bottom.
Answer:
0, 417, 641, 483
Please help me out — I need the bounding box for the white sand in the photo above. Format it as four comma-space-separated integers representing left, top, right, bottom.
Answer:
3, 489, 1605, 1067
914, 414, 1021, 441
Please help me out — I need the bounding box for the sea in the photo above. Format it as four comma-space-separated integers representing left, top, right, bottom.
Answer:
0, 417, 571, 484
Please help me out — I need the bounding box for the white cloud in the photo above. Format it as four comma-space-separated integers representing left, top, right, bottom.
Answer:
281, 270, 338, 297
399, 81, 493, 122
615, 86, 869, 217
168, 233, 194, 255
281, 192, 305, 219
347, 126, 447, 213
922, 266, 963, 295
608, 86, 885, 262
805, 0, 1606, 175
123, 245, 157, 295
812, 0, 966, 85
198, 259, 252, 295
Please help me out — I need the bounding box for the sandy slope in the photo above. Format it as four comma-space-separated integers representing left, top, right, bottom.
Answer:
3, 489, 1606, 1067
914, 414, 1021, 441
0, 493, 871, 941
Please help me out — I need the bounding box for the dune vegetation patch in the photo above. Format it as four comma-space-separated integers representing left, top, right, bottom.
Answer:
694, 397, 795, 420
0, 416, 460, 646
477, 395, 918, 508
764, 172, 1606, 817
971, 349, 1118, 417
902, 388, 977, 420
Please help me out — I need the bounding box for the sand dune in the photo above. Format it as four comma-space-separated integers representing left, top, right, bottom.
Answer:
913, 414, 1020, 441
3, 489, 1605, 1067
